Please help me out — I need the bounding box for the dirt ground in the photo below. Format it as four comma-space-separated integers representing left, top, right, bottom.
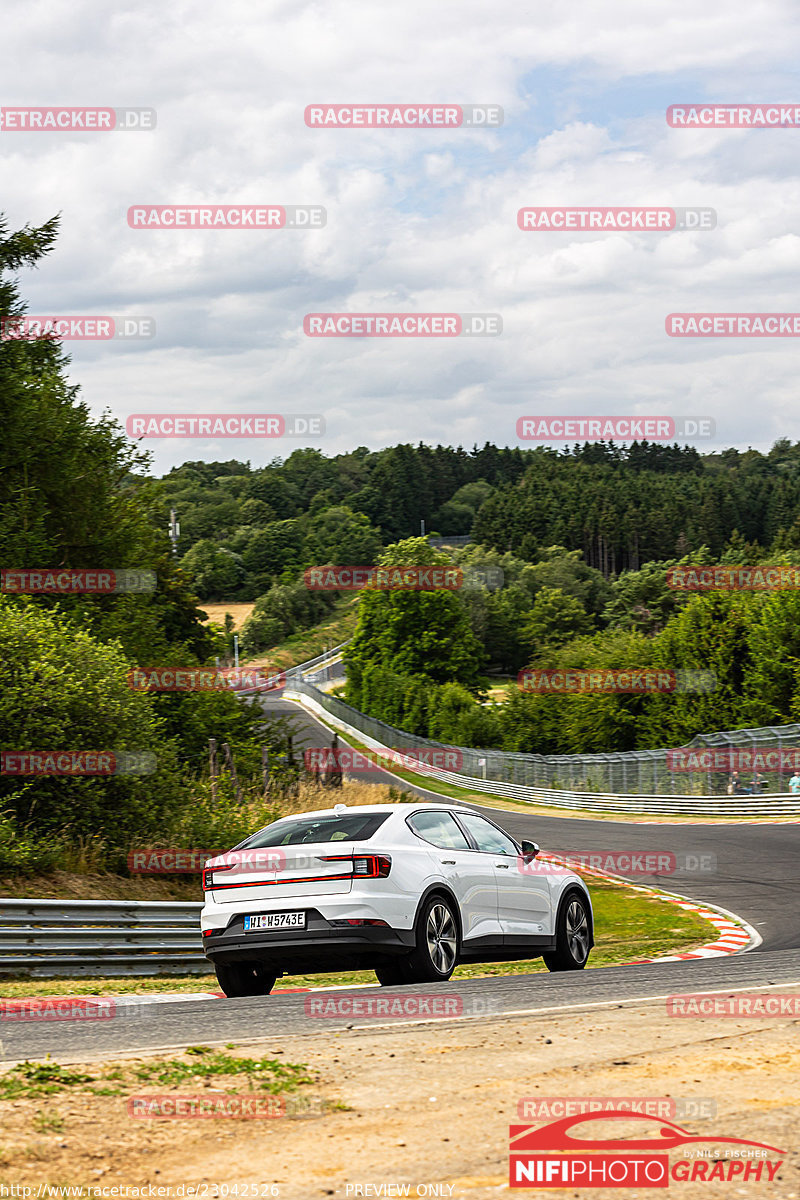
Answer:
1, 993, 798, 1199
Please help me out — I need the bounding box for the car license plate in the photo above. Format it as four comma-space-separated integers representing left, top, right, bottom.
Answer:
243, 912, 306, 931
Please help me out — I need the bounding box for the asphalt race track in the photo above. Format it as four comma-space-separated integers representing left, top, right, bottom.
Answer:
5, 695, 800, 1062
5, 951, 800, 1061
271, 695, 800, 953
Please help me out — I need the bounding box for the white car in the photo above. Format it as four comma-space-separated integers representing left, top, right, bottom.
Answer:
201, 802, 593, 997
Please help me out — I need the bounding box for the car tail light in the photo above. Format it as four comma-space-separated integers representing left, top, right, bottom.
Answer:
318, 854, 392, 878
354, 854, 391, 877
202, 863, 235, 890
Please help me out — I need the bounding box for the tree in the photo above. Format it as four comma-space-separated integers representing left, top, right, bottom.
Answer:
240, 520, 304, 579
482, 586, 536, 673
602, 561, 685, 635
0, 212, 214, 661
523, 587, 593, 657
345, 537, 484, 703
180, 540, 244, 599
305, 505, 382, 566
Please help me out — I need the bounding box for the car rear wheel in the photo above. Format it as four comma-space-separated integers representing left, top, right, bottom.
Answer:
403, 895, 459, 983
543, 891, 591, 971
374, 961, 411, 986
214, 960, 277, 997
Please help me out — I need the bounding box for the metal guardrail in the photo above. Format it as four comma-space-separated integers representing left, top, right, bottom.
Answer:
236, 642, 349, 695
289, 684, 800, 817
287, 642, 349, 679
428, 535, 473, 548
271, 643, 800, 799
0, 898, 206, 978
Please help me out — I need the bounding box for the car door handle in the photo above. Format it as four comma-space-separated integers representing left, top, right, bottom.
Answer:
495, 863, 510, 869
440, 859, 456, 865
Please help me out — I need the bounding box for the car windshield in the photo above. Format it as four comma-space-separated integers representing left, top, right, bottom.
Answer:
238, 812, 391, 848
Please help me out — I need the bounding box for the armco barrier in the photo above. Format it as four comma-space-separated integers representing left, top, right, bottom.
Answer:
0, 899, 205, 978
286, 683, 800, 818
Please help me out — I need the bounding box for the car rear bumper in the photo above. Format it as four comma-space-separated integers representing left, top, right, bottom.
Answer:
202, 907, 416, 972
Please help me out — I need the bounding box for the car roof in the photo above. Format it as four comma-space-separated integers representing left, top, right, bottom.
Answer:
270, 801, 467, 820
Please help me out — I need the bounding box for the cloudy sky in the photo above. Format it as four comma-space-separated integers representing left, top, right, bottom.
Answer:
3, 0, 800, 474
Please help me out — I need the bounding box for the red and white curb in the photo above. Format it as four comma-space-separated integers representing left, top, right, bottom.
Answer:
534, 852, 760, 964
0, 981, 381, 1015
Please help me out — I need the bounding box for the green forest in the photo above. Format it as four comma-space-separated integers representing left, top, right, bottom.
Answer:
5, 213, 800, 873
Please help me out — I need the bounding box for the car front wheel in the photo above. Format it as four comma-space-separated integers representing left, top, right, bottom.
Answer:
543, 891, 591, 971
214, 960, 277, 997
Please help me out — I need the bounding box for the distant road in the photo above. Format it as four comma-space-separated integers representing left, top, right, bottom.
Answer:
267, 694, 800, 954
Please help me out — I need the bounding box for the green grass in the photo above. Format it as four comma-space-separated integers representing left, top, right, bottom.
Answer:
131, 1046, 314, 1090
0, 1061, 96, 1099
0, 1047, 315, 1099
0, 880, 713, 998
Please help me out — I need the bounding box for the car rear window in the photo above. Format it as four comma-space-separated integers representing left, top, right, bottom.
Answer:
239, 812, 391, 848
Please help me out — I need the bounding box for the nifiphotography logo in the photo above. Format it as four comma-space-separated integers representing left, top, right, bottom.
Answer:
509, 1111, 784, 1187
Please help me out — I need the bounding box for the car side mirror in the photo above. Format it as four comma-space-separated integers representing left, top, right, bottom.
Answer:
520, 840, 539, 864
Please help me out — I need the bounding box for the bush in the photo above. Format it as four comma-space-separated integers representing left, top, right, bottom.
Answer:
240, 579, 338, 654
0, 599, 183, 849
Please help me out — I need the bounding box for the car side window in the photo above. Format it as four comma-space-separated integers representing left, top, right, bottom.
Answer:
458, 813, 519, 856
408, 811, 471, 850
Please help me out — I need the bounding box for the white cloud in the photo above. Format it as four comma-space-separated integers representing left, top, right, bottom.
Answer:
3, 0, 800, 471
